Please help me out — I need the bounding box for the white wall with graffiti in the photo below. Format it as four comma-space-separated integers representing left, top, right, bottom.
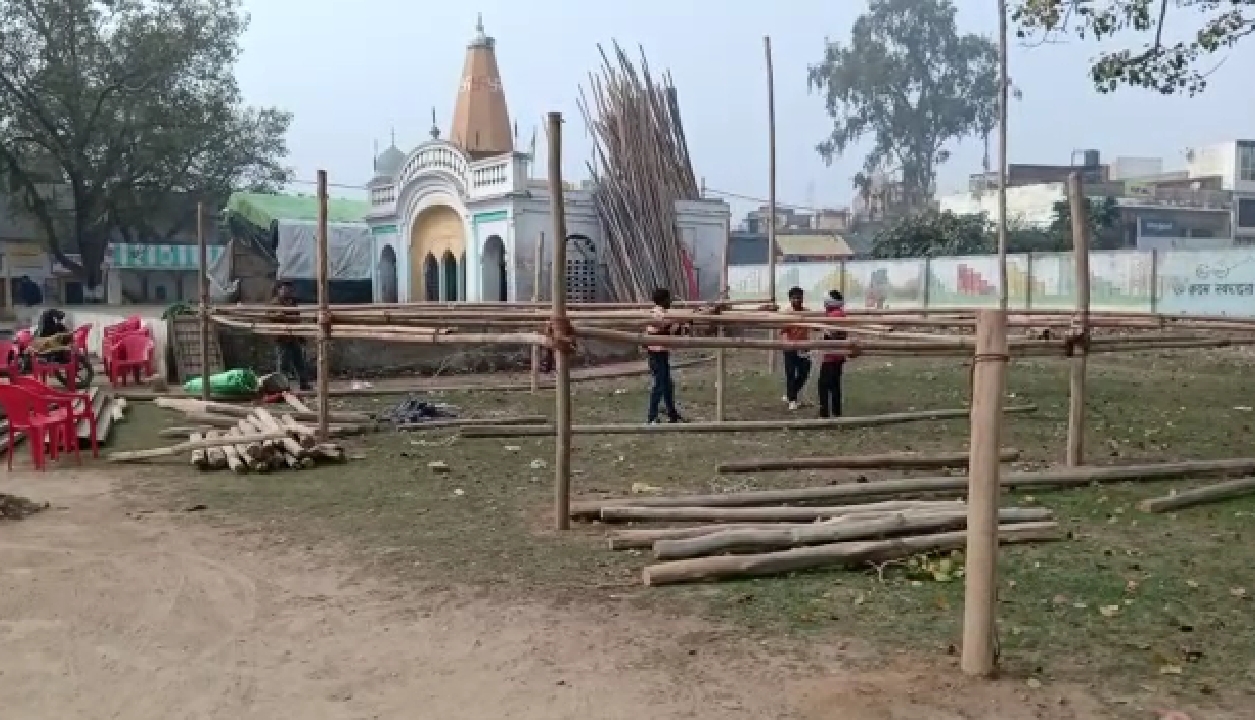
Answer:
729, 248, 1255, 316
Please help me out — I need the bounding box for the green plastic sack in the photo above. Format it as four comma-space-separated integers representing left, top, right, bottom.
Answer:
182, 368, 260, 397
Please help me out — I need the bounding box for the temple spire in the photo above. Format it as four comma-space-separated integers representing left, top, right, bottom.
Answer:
449, 14, 513, 159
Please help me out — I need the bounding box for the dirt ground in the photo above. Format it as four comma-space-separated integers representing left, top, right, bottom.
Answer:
0, 468, 1132, 720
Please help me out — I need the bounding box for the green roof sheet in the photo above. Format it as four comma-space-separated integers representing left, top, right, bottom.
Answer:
227, 192, 371, 228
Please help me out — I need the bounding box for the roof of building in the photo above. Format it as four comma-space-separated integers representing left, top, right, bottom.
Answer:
227, 192, 371, 228
374, 143, 406, 180
449, 16, 513, 159
776, 232, 853, 257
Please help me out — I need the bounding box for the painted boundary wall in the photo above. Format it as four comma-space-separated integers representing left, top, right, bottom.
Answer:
729, 249, 1255, 316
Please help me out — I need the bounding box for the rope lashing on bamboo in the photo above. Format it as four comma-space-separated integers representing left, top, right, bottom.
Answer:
546, 318, 577, 353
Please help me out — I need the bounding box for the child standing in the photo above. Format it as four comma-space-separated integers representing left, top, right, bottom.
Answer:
817, 290, 850, 418
644, 287, 684, 424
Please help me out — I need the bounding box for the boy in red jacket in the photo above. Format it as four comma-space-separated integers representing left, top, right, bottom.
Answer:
817, 290, 850, 418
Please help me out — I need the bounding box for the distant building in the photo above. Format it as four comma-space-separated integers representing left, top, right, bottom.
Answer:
728, 228, 854, 266
939, 141, 1255, 250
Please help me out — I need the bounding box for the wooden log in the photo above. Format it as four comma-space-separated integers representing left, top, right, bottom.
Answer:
531, 231, 544, 393
1137, 477, 1255, 513
311, 443, 347, 463
155, 396, 370, 424
716, 448, 1020, 474
252, 408, 310, 461
641, 522, 1061, 586
716, 214, 730, 422
190, 432, 208, 470
315, 169, 331, 442
463, 404, 1038, 438
764, 35, 778, 374
395, 415, 548, 431
284, 391, 313, 413
1066, 172, 1090, 468
608, 523, 808, 550
962, 309, 1009, 677
106, 431, 291, 462
281, 415, 319, 449
599, 500, 966, 524
217, 429, 247, 474
159, 425, 216, 439
571, 456, 1255, 519
653, 507, 1052, 560
203, 430, 228, 470
181, 411, 243, 428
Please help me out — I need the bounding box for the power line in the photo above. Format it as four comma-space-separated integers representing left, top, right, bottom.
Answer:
286, 177, 369, 191
703, 187, 843, 214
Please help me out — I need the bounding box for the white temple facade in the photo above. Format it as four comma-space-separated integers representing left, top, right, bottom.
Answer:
364, 17, 729, 304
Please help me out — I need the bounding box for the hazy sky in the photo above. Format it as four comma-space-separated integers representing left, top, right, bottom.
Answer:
235, 0, 1255, 216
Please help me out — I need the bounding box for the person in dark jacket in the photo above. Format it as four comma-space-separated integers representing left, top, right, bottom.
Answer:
271, 280, 312, 391
644, 287, 685, 424
817, 290, 854, 418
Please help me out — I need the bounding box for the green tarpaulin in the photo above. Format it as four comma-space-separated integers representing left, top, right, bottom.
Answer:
226, 192, 370, 228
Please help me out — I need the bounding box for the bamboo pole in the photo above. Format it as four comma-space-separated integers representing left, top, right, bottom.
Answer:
197, 201, 211, 401
316, 169, 331, 442
1137, 477, 1255, 513
995, 0, 1009, 311
531, 232, 544, 393
715, 448, 1020, 474
600, 499, 966, 524
461, 404, 1037, 438
548, 111, 573, 531
1066, 172, 1090, 467
571, 455, 1255, 519
716, 214, 730, 421
641, 523, 1060, 587
653, 507, 1053, 561
961, 309, 1009, 677
107, 431, 289, 461
764, 35, 778, 374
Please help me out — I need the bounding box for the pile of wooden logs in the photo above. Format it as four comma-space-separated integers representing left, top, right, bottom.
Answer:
107, 396, 370, 474
574, 455, 1255, 586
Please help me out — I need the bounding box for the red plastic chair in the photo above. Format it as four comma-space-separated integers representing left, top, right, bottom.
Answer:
0, 384, 70, 470
0, 340, 19, 377
102, 317, 141, 376
10, 376, 94, 460
108, 332, 153, 386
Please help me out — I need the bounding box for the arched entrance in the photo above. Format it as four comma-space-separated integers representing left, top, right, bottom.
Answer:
481, 235, 507, 301
441, 251, 459, 301
409, 205, 466, 301
423, 254, 439, 301
379, 245, 398, 303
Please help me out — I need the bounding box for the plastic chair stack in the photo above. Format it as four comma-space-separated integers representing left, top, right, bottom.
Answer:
10, 376, 96, 460
0, 384, 73, 470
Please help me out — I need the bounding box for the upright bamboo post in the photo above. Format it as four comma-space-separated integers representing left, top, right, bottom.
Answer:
961, 308, 1008, 677
716, 215, 730, 421
530, 232, 544, 393
197, 201, 210, 401
315, 170, 331, 442
547, 113, 573, 530
995, 0, 1010, 311
763, 35, 778, 374
1065, 173, 1090, 466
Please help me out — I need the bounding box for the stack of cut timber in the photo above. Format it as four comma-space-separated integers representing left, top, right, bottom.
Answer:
124, 396, 363, 474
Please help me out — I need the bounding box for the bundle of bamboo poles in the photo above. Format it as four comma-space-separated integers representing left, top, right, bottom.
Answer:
110, 397, 361, 473
577, 43, 700, 303
572, 455, 1255, 586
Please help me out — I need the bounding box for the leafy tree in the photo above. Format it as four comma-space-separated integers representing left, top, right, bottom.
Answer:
808, 0, 998, 210
1013, 0, 1255, 95
1049, 195, 1125, 249
0, 0, 292, 288
871, 210, 994, 258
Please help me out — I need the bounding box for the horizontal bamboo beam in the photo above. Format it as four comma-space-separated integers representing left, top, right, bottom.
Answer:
599, 499, 967, 524
461, 404, 1038, 439
395, 415, 548, 431
571, 456, 1255, 519
1137, 476, 1255, 513
716, 448, 1020, 474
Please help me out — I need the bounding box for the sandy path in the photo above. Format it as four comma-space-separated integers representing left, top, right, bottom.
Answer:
0, 471, 805, 720
0, 471, 1147, 720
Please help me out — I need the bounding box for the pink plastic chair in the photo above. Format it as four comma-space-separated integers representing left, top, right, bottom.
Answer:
10, 376, 95, 460
0, 340, 19, 377
108, 333, 153, 386
102, 317, 142, 376
0, 384, 70, 470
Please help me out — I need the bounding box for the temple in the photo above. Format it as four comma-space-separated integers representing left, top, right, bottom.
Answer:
365, 16, 728, 304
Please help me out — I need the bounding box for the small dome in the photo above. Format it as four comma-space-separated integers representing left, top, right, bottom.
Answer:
375, 144, 405, 179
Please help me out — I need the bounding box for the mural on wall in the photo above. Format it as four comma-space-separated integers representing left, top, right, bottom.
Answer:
1028, 251, 1153, 311
844, 259, 926, 309
729, 247, 1255, 317
1157, 250, 1255, 315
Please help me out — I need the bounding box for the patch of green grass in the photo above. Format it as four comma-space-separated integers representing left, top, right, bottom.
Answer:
114, 350, 1255, 707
